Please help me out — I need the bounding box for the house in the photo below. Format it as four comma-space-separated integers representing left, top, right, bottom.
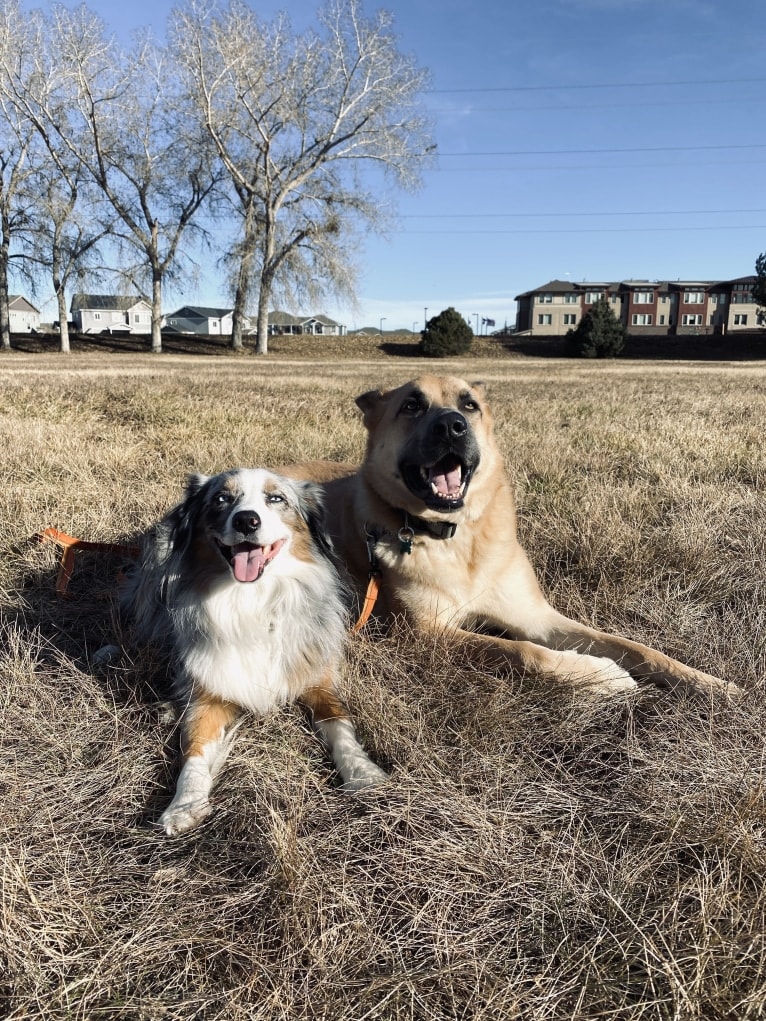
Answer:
164, 305, 250, 336
514, 276, 763, 337
8, 295, 40, 332
267, 311, 346, 337
70, 293, 152, 334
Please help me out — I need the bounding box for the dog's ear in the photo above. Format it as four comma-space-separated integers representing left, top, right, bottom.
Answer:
162, 474, 209, 564
184, 472, 210, 497
355, 388, 384, 426
293, 480, 337, 564
470, 380, 486, 395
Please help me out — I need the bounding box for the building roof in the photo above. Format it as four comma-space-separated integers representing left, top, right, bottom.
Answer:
168, 305, 236, 320
8, 294, 39, 312
268, 310, 342, 327
516, 275, 758, 301
70, 293, 150, 312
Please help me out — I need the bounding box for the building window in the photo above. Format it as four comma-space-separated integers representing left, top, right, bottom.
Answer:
563, 314, 577, 325
538, 293, 553, 304
563, 294, 579, 304
584, 291, 603, 303
681, 314, 703, 326
537, 314, 552, 325
93, 311, 101, 320
734, 314, 748, 326
658, 314, 666, 325
633, 290, 654, 303
683, 290, 705, 304
631, 314, 653, 326
711, 293, 727, 304
660, 295, 668, 303
732, 290, 753, 304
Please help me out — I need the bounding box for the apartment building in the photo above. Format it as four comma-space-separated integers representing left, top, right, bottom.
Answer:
514, 276, 762, 337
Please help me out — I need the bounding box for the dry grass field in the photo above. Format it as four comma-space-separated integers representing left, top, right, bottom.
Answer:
1, 342, 766, 1020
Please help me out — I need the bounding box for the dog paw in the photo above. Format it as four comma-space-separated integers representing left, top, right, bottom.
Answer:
555, 652, 637, 695
340, 760, 389, 792
159, 799, 212, 836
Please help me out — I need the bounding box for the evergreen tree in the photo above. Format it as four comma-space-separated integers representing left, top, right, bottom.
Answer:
419, 306, 473, 357
754, 252, 766, 325
565, 295, 626, 358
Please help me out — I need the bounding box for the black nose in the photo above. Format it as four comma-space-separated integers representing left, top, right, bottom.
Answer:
433, 410, 468, 441
232, 510, 261, 535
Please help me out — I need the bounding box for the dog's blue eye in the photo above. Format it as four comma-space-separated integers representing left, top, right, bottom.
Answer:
214, 492, 233, 505
266, 493, 285, 505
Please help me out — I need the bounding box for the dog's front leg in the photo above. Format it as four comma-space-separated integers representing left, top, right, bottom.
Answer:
301, 680, 388, 790
160, 694, 241, 836
445, 627, 638, 696
537, 614, 737, 697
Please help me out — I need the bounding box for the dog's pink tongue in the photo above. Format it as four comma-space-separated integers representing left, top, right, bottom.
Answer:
231, 543, 266, 583
429, 463, 462, 496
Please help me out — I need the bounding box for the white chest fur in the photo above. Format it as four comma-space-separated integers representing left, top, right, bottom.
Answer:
170, 555, 344, 714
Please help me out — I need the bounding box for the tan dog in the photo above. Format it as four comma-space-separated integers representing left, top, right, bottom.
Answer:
292, 375, 734, 697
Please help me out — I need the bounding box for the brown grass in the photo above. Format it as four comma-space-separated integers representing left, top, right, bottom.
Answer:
1, 347, 765, 1020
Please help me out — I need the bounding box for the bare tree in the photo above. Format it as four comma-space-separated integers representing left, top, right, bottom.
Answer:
172, 0, 433, 354
27, 164, 113, 353
0, 1, 41, 350
0, 3, 114, 353
20, 5, 220, 353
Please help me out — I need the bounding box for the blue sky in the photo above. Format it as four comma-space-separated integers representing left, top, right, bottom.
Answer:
41, 0, 766, 331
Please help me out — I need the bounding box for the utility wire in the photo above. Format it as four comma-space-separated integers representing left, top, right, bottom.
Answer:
437, 143, 766, 157
400, 224, 766, 235
403, 208, 766, 219
427, 76, 766, 93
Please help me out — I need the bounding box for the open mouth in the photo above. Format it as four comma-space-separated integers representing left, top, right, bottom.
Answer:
216, 538, 286, 583
401, 454, 475, 511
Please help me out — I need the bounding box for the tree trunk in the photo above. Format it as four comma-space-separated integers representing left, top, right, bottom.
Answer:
151, 268, 163, 353
0, 216, 11, 350
56, 288, 70, 353
255, 282, 270, 356
230, 251, 251, 351
51, 250, 70, 353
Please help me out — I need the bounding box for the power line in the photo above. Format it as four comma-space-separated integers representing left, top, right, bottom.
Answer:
430, 97, 766, 114
428, 158, 766, 172
437, 143, 766, 157
427, 76, 766, 94
403, 208, 766, 219
399, 224, 766, 235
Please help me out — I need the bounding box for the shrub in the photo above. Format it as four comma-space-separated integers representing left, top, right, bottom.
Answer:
419, 306, 473, 357
565, 296, 627, 358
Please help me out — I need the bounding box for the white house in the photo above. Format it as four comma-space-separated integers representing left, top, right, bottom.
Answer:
267, 311, 346, 336
8, 295, 40, 332
164, 306, 250, 335
70, 293, 152, 334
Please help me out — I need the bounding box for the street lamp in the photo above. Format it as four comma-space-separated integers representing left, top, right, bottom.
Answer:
379, 317, 386, 335
412, 321, 418, 333
424, 307, 428, 328
473, 313, 479, 334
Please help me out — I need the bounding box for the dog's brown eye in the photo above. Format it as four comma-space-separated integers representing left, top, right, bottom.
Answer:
400, 396, 423, 415
462, 400, 479, 412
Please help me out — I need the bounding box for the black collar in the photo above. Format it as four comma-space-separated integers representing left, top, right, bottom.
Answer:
403, 512, 457, 540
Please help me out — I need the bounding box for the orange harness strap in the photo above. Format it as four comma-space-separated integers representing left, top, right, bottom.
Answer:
36, 527, 141, 596
351, 573, 381, 633
36, 526, 383, 628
